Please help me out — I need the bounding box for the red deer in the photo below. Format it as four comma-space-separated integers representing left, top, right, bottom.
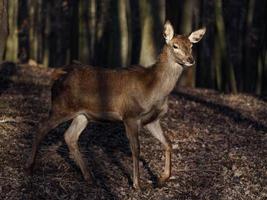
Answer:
26, 21, 205, 189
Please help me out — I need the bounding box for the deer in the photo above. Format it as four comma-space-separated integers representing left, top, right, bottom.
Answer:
25, 21, 205, 189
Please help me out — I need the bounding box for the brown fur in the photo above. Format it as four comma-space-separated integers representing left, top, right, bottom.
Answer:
26, 22, 205, 189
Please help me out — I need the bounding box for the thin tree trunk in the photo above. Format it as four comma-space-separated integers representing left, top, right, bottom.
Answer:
129, 0, 141, 65
5, 0, 18, 62
48, 0, 71, 67
223, 0, 248, 92
244, 0, 266, 93
215, 0, 237, 93
70, 0, 79, 62
36, 0, 44, 64
94, 0, 111, 67
178, 0, 195, 87
106, 0, 121, 67
214, 33, 222, 90
139, 0, 156, 66
196, 0, 216, 89
79, 0, 90, 63
106, 0, 131, 68
18, 0, 30, 63
261, 6, 267, 95
0, 0, 8, 63
43, 1, 50, 67
139, 0, 165, 67
118, 0, 130, 67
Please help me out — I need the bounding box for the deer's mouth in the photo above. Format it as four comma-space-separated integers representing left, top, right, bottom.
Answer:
177, 60, 195, 67
175, 58, 195, 67
183, 60, 195, 67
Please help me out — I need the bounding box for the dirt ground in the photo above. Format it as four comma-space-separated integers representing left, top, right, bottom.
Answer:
0, 64, 266, 200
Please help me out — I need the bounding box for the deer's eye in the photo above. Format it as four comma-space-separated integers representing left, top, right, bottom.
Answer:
173, 44, 179, 49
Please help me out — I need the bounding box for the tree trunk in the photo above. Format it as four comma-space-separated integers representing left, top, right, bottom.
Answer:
177, 0, 195, 87
129, 0, 141, 65
48, 0, 73, 67
79, 0, 90, 63
106, 0, 121, 67
0, 0, 8, 63
244, 0, 267, 93
215, 0, 237, 93
139, 0, 165, 67
261, 4, 267, 95
18, 0, 30, 63
223, 0, 248, 92
196, 0, 216, 89
5, 0, 18, 62
43, 0, 50, 67
93, 0, 111, 67
118, 0, 130, 67
70, 0, 79, 62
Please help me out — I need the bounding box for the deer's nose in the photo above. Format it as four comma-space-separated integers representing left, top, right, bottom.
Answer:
187, 56, 194, 64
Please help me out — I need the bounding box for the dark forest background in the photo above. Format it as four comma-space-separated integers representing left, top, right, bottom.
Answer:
0, 0, 266, 95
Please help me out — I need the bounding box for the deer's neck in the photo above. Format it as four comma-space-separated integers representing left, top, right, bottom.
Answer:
152, 46, 183, 99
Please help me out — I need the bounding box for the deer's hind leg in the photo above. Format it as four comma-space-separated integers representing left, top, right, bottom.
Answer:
26, 112, 74, 172
63, 114, 92, 182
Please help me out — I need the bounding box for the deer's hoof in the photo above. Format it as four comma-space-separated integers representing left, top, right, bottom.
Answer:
133, 182, 141, 190
158, 174, 170, 186
133, 184, 141, 190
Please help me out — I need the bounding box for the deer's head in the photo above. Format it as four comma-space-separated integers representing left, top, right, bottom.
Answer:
163, 21, 206, 67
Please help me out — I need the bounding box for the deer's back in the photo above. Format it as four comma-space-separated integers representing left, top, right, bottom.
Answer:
50, 65, 163, 122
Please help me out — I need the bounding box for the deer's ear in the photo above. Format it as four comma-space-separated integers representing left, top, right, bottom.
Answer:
188, 27, 206, 43
163, 21, 174, 44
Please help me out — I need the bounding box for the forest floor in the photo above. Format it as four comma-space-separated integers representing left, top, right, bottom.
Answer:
0, 63, 266, 200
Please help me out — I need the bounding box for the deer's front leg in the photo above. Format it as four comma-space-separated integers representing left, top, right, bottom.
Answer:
124, 118, 141, 189
145, 119, 172, 184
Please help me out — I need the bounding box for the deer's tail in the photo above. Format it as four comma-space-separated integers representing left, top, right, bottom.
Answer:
50, 68, 67, 80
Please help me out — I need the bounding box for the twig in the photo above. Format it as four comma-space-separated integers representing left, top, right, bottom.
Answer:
0, 119, 17, 123
0, 118, 37, 124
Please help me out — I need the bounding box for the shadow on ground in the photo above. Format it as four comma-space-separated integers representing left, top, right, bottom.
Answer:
0, 65, 266, 199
